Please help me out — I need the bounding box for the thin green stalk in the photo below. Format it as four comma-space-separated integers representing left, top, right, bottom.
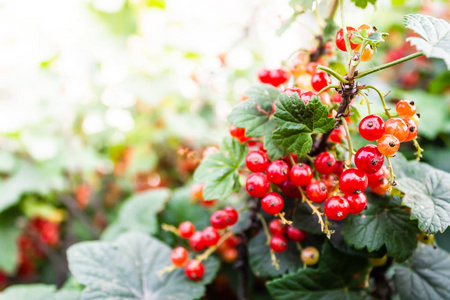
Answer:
364, 85, 392, 118
357, 90, 371, 115
317, 84, 340, 95
317, 65, 349, 83
339, 0, 351, 64
341, 116, 353, 168
355, 52, 424, 78
386, 156, 396, 188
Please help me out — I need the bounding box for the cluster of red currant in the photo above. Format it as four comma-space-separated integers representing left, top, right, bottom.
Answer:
167, 207, 239, 281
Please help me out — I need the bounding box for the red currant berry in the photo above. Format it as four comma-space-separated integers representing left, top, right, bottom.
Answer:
371, 179, 390, 195
283, 87, 302, 98
354, 145, 384, 174
270, 235, 288, 253
376, 134, 400, 156
320, 174, 338, 191
202, 226, 220, 247
245, 173, 270, 198
300, 90, 318, 104
189, 232, 206, 252
229, 124, 250, 143
269, 219, 287, 236
290, 163, 313, 186
258, 68, 270, 83
335, 26, 358, 52
359, 115, 385, 141
396, 100, 416, 118
258, 68, 289, 86
184, 260, 205, 281
266, 160, 289, 184
210, 210, 229, 229
301, 247, 319, 265
190, 183, 204, 201
223, 207, 238, 226
339, 168, 368, 196
178, 221, 195, 238
200, 198, 217, 208
306, 180, 328, 203
286, 226, 307, 242
385, 118, 408, 142
332, 93, 342, 103
261, 192, 284, 215
329, 126, 346, 143
324, 196, 350, 221
311, 71, 331, 92
314, 152, 337, 175
333, 161, 345, 176
283, 153, 298, 168
403, 118, 418, 142
171, 247, 188, 267
344, 193, 367, 215
367, 165, 389, 188
245, 150, 269, 173
280, 180, 301, 198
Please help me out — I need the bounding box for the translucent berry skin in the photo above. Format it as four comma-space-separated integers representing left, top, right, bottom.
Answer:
396, 100, 416, 118
280, 180, 301, 198
189, 232, 206, 252
184, 260, 205, 280
171, 247, 188, 267
202, 226, 220, 247
223, 207, 238, 226
290, 163, 313, 186
301, 247, 320, 265
190, 183, 204, 200
377, 134, 400, 156
354, 145, 384, 174
257, 68, 289, 86
320, 174, 338, 191
311, 71, 331, 92
306, 180, 328, 203
245, 173, 270, 198
229, 124, 250, 143
314, 152, 337, 175
210, 210, 229, 230
270, 235, 288, 253
261, 192, 284, 215
344, 193, 367, 215
359, 115, 385, 141
283, 87, 302, 98
385, 118, 408, 142
245, 150, 269, 173
371, 179, 390, 195
300, 90, 318, 104
329, 126, 346, 143
333, 161, 345, 176
360, 45, 374, 61
367, 165, 389, 188
178, 221, 196, 238
266, 160, 289, 184
403, 118, 418, 142
335, 26, 358, 52
269, 219, 287, 236
324, 196, 350, 221
287, 226, 307, 242
339, 168, 368, 196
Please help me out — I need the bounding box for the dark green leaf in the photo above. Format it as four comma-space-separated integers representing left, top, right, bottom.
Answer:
248, 230, 302, 277
393, 156, 450, 234
273, 95, 334, 157
0, 284, 80, 300
393, 244, 450, 300
194, 137, 247, 200
404, 14, 450, 69
350, 0, 376, 9
68, 232, 220, 300
342, 194, 418, 262
293, 202, 323, 235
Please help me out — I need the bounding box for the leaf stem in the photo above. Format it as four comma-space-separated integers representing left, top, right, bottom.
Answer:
355, 52, 424, 78
317, 84, 340, 95
363, 85, 392, 118
340, 117, 353, 168
357, 90, 371, 115
317, 66, 349, 83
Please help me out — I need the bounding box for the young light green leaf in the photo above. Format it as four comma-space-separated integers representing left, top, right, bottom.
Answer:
404, 14, 450, 69
393, 244, 450, 300
350, 0, 376, 9
68, 232, 220, 300
273, 94, 334, 157
342, 194, 419, 262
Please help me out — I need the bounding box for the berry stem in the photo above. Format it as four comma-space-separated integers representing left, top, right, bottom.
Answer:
196, 230, 234, 263
257, 213, 279, 270
157, 264, 179, 278
295, 242, 307, 269
413, 138, 424, 161
298, 188, 334, 239
339, 0, 352, 64
276, 212, 293, 225
355, 52, 424, 79
386, 156, 396, 189
357, 90, 371, 115
161, 223, 180, 236
317, 66, 348, 83
340, 116, 353, 168
363, 85, 393, 118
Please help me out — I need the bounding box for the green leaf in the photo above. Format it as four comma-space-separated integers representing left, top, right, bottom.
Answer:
273, 94, 334, 157
350, 0, 376, 9
393, 244, 450, 300
101, 188, 170, 240
393, 156, 450, 234
404, 14, 450, 69
266, 242, 370, 299
289, 0, 315, 10
146, 0, 165, 9
68, 232, 220, 300
0, 214, 20, 273
248, 230, 302, 277
194, 137, 247, 200
324, 18, 339, 40
0, 284, 80, 300
342, 194, 418, 262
